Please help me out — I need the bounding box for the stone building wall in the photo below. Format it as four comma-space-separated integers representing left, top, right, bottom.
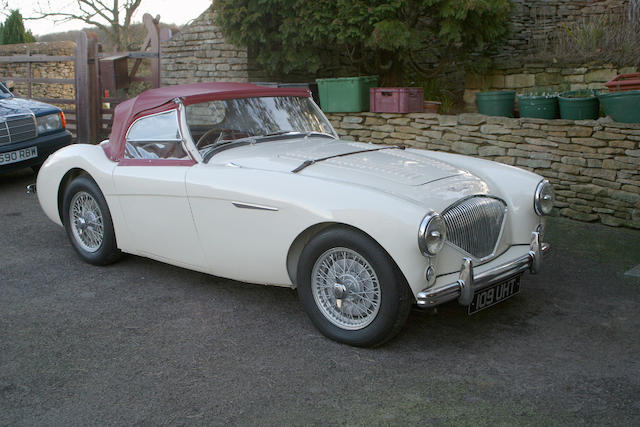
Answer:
464, 63, 639, 110
161, 6, 249, 86
0, 41, 75, 101
326, 112, 640, 229
497, 0, 628, 63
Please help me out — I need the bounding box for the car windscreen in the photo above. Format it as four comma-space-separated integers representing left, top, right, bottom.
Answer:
185, 96, 336, 155
0, 82, 12, 99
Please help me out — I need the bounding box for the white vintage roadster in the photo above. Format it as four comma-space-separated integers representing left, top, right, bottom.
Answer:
35, 82, 551, 346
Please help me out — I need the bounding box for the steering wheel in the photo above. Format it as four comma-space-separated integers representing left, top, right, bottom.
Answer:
195, 128, 222, 149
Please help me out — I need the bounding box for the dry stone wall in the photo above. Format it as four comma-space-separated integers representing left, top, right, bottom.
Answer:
326, 112, 640, 229
161, 6, 249, 85
464, 63, 638, 110
0, 41, 75, 101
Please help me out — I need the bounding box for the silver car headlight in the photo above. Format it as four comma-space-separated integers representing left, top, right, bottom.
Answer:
418, 211, 447, 256
534, 179, 554, 216
36, 113, 62, 134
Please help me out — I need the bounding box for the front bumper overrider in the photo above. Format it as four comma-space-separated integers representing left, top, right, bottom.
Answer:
416, 231, 550, 307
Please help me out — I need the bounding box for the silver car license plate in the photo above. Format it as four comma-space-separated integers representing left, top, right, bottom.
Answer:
468, 274, 521, 315
0, 146, 38, 165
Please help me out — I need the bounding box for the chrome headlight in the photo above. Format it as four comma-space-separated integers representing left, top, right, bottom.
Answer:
534, 179, 554, 216
36, 113, 62, 134
418, 211, 447, 256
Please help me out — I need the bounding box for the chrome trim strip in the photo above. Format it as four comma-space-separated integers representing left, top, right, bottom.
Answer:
416, 232, 549, 307
177, 99, 203, 163
232, 201, 279, 211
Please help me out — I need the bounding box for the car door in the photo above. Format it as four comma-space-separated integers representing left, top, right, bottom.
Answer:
185, 163, 321, 287
112, 109, 205, 269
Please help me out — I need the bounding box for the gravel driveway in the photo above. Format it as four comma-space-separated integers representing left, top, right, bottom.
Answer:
2, 168, 639, 425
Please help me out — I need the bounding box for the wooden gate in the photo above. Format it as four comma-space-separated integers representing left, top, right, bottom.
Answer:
0, 48, 77, 135
75, 13, 164, 144
0, 14, 164, 145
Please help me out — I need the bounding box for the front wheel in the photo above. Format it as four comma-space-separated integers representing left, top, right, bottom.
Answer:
62, 174, 121, 265
297, 227, 412, 347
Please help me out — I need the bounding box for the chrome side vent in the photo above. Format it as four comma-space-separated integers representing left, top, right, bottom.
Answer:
442, 196, 507, 260
0, 114, 37, 146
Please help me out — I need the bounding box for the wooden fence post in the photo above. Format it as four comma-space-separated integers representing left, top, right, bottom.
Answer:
75, 32, 90, 144
88, 35, 99, 143
26, 46, 32, 99
144, 13, 161, 88
75, 31, 100, 144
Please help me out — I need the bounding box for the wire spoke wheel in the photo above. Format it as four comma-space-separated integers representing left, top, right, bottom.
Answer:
69, 191, 104, 253
311, 247, 381, 330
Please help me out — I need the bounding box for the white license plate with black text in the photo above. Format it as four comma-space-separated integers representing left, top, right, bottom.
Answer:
0, 146, 38, 165
468, 275, 521, 315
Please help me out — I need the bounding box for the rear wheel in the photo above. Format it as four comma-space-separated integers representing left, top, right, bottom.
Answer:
297, 227, 412, 347
62, 174, 121, 265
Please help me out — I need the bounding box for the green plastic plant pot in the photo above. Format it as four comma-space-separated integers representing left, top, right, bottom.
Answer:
558, 90, 599, 120
475, 90, 515, 117
518, 94, 559, 119
598, 90, 640, 123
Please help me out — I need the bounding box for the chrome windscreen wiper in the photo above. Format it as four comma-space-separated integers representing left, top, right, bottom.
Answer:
291, 145, 406, 173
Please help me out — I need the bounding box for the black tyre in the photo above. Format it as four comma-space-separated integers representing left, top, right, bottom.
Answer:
62, 174, 121, 265
297, 227, 412, 347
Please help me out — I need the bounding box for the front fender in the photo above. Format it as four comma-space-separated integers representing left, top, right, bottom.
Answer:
186, 164, 430, 293
36, 142, 117, 226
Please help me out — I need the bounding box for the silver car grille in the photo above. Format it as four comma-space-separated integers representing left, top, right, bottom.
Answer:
0, 114, 37, 146
442, 196, 507, 260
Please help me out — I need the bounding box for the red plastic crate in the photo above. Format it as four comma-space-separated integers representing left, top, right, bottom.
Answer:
370, 87, 424, 113
605, 73, 640, 92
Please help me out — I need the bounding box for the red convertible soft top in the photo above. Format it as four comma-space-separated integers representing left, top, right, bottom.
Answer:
103, 82, 311, 161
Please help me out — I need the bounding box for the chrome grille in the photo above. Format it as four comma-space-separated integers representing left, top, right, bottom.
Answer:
442, 196, 507, 260
0, 114, 37, 146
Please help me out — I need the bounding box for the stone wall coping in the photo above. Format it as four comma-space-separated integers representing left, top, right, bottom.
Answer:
0, 41, 76, 55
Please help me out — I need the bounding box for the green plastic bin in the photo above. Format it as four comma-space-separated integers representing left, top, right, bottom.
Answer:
316, 76, 378, 112
598, 90, 640, 123
475, 90, 515, 117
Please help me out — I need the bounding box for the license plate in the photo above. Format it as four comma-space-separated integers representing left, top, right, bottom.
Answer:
0, 146, 38, 165
468, 275, 521, 315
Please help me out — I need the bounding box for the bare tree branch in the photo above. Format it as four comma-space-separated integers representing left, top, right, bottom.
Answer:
0, 1, 9, 18
26, 0, 143, 50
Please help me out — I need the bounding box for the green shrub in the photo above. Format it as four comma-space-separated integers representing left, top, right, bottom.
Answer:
214, 0, 511, 85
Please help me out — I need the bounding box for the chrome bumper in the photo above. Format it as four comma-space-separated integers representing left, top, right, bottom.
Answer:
416, 231, 550, 307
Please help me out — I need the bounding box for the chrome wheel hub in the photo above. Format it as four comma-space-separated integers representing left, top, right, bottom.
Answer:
69, 191, 104, 253
311, 247, 381, 330
333, 282, 348, 300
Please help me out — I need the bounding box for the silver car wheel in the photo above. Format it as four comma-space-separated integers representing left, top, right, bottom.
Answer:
311, 247, 381, 330
69, 191, 104, 253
